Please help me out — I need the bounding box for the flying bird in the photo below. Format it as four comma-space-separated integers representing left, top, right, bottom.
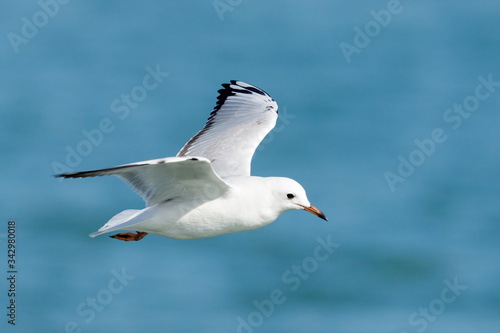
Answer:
56, 81, 327, 241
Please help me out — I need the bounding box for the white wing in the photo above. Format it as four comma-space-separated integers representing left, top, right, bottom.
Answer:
177, 81, 278, 178
56, 156, 230, 207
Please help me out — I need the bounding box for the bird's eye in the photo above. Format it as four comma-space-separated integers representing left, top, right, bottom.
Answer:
287, 193, 295, 199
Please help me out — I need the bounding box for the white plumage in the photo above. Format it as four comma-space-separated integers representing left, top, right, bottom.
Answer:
57, 81, 326, 241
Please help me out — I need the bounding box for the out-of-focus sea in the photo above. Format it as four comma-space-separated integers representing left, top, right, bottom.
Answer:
1, 1, 499, 332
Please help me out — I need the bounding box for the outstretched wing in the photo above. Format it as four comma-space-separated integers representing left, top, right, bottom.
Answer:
55, 156, 230, 207
177, 81, 278, 178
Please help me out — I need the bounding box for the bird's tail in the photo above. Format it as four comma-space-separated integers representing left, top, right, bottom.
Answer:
89, 209, 148, 237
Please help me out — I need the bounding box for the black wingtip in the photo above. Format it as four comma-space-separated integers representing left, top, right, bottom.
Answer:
53, 172, 80, 179
53, 173, 68, 178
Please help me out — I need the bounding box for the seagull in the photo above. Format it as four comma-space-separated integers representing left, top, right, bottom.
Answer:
56, 81, 327, 241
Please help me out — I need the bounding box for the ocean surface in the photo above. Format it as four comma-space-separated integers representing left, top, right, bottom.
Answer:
1, 1, 500, 332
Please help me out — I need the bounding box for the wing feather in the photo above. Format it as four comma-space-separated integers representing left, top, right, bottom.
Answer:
177, 81, 278, 178
55, 156, 230, 206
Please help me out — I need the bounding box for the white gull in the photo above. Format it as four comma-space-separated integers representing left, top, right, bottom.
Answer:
56, 81, 327, 241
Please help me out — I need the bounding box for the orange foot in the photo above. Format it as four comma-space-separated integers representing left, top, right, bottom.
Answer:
110, 231, 148, 241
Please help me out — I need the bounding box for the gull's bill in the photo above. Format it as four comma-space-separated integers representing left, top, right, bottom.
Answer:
298, 204, 328, 221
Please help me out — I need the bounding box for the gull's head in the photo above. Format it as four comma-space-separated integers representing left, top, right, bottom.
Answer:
271, 178, 328, 221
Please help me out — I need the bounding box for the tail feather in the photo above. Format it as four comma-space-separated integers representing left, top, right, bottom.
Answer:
90, 209, 146, 238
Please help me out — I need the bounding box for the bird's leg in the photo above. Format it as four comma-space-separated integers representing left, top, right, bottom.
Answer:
110, 231, 148, 241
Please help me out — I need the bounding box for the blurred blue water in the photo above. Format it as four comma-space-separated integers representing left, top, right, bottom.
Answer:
1, 1, 500, 332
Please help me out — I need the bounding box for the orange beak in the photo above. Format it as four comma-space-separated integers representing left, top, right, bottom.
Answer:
298, 204, 328, 221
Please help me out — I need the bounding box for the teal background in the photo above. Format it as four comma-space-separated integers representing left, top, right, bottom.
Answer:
1, 1, 499, 332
